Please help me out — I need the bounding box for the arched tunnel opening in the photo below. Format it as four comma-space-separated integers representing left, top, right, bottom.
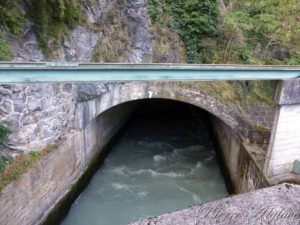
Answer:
61, 99, 231, 225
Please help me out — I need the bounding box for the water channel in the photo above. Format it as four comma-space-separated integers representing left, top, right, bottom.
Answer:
61, 100, 228, 225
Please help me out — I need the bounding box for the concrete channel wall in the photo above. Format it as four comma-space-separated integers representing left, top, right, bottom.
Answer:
211, 116, 268, 193
0, 81, 273, 225
0, 102, 136, 225
0, 102, 267, 225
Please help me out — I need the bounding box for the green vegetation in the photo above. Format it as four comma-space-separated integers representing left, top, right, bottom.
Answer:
202, 80, 277, 109
176, 80, 277, 110
0, 121, 12, 148
217, 0, 300, 64
0, 120, 59, 195
148, 0, 220, 63
1, 0, 299, 63
0, 35, 14, 60
0, 0, 88, 59
171, 0, 220, 63
0, 144, 58, 195
148, 0, 161, 22
0, 121, 13, 173
0, 154, 13, 173
0, 0, 28, 60
28, 0, 82, 58
29, 151, 40, 160
44, 145, 59, 153
148, 0, 300, 65
91, 4, 131, 63
0, 0, 27, 36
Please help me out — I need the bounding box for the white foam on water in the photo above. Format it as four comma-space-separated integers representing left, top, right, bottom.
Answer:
192, 193, 202, 203
205, 154, 215, 161
110, 166, 127, 175
111, 182, 131, 191
196, 161, 202, 168
130, 169, 185, 178
137, 141, 171, 149
61, 108, 229, 225
137, 191, 149, 199
178, 185, 190, 193
190, 159, 212, 175
172, 145, 204, 156
153, 154, 167, 162
162, 171, 185, 177
178, 185, 202, 203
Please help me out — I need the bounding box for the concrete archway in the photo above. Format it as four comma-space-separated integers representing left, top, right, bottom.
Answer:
75, 82, 253, 141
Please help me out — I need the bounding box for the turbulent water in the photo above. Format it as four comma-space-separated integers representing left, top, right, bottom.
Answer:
61, 101, 228, 225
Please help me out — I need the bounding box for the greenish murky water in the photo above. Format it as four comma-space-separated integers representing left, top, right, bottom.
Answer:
61, 101, 228, 225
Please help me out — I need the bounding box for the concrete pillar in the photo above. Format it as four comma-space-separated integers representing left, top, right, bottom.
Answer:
264, 79, 300, 177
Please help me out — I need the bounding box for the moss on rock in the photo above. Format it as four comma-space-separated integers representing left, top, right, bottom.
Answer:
0, 36, 14, 60
28, 0, 82, 58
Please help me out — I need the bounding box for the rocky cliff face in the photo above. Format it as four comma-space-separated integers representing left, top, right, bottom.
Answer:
8, 0, 185, 63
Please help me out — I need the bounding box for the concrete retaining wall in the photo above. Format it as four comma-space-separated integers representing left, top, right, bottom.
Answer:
0, 81, 274, 224
264, 104, 300, 177
211, 116, 268, 193
0, 102, 136, 225
264, 79, 300, 177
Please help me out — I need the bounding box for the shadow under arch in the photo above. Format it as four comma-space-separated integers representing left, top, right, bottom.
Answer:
88, 82, 252, 141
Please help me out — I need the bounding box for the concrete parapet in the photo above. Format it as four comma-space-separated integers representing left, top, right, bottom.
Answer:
276, 79, 300, 105
264, 104, 300, 177
129, 183, 300, 225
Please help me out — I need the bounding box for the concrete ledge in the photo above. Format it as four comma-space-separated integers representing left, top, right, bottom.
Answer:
129, 183, 300, 225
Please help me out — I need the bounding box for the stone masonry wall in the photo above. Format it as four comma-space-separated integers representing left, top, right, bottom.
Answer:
240, 101, 276, 129
0, 100, 136, 225
0, 82, 120, 153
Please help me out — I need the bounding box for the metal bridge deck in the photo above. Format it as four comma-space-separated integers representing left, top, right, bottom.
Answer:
0, 63, 300, 82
